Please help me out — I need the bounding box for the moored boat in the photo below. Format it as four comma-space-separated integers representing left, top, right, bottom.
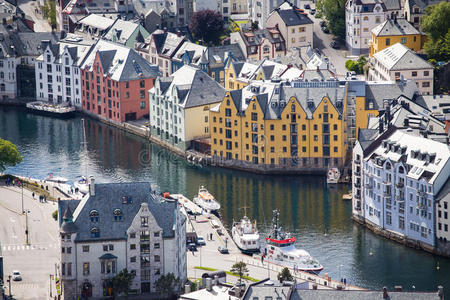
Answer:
327, 167, 340, 184
74, 176, 89, 194
232, 214, 260, 255
264, 210, 323, 274
193, 186, 220, 212
26, 101, 75, 118
45, 173, 68, 183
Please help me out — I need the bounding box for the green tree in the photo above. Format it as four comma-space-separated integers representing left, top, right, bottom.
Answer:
230, 261, 249, 285
316, 0, 346, 40
41, 1, 57, 29
112, 269, 135, 298
52, 210, 58, 221
155, 273, 181, 299
421, 2, 450, 62
189, 10, 224, 45
277, 267, 293, 283
0, 138, 22, 172
345, 56, 367, 74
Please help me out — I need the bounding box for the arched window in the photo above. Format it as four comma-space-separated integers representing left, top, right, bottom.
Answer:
90, 227, 100, 238
140, 80, 145, 88
398, 166, 404, 174
89, 210, 99, 222
291, 104, 295, 112
0, 84, 4, 92
0, 72, 4, 79
113, 209, 123, 221
385, 162, 391, 170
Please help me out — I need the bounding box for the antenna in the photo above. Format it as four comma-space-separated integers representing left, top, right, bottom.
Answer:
239, 206, 249, 217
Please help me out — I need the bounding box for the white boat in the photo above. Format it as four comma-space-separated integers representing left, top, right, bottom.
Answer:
74, 176, 89, 194
327, 167, 340, 184
45, 173, 68, 183
264, 210, 323, 274
232, 215, 260, 254
26, 101, 75, 118
193, 186, 220, 212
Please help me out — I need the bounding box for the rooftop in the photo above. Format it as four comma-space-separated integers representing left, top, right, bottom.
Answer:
373, 43, 433, 70
372, 18, 421, 36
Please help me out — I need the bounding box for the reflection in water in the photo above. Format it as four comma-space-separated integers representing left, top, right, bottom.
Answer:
1, 106, 449, 294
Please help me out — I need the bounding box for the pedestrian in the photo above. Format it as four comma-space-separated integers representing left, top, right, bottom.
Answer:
32, 192, 35, 199
344, 278, 347, 285
261, 253, 264, 263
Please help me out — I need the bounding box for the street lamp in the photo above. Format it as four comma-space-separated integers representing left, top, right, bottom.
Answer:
21, 181, 24, 214
25, 209, 30, 245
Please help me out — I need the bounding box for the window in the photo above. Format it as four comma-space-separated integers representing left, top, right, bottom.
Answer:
131, 256, 137, 263
140, 101, 146, 109
140, 80, 145, 88
154, 255, 160, 262
422, 82, 430, 87
385, 38, 390, 46
103, 245, 108, 251
67, 263, 72, 276
401, 37, 406, 44
386, 212, 392, 225
90, 227, 100, 238
89, 210, 99, 222
82, 245, 89, 252
154, 231, 160, 237
424, 71, 429, 76
141, 217, 149, 227
83, 262, 90, 275
412, 71, 417, 77
154, 243, 160, 249
130, 244, 136, 250
140, 90, 145, 99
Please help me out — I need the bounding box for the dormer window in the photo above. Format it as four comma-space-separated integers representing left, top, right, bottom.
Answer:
90, 227, 100, 238
122, 196, 132, 204
47, 54, 51, 62
113, 209, 123, 221
89, 210, 99, 222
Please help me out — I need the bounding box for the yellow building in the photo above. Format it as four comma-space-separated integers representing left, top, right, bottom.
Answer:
369, 18, 424, 57
210, 81, 348, 171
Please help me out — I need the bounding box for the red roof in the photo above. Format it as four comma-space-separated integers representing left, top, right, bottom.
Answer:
265, 237, 296, 244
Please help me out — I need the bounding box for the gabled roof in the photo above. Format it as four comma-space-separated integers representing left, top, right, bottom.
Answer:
372, 18, 421, 36
373, 43, 433, 70
206, 43, 245, 65
103, 19, 149, 45
273, 7, 313, 26
77, 14, 115, 31
364, 80, 420, 110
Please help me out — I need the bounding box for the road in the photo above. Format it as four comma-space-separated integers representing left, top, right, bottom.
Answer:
18, 0, 52, 32
0, 185, 59, 299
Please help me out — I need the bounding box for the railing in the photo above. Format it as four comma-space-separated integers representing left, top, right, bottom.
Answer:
354, 170, 361, 176
395, 195, 404, 202
383, 191, 391, 197
395, 182, 404, 188
354, 182, 361, 188
365, 183, 373, 189
418, 190, 427, 197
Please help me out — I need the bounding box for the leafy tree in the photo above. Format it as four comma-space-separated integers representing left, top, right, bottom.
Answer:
0, 138, 22, 172
189, 10, 224, 44
230, 261, 249, 285
277, 267, 293, 283
41, 1, 57, 29
421, 2, 450, 62
155, 273, 181, 299
112, 269, 135, 297
52, 210, 58, 221
316, 0, 346, 40
345, 56, 367, 74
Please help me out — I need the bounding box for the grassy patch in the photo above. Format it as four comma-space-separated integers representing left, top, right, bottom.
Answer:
194, 266, 259, 282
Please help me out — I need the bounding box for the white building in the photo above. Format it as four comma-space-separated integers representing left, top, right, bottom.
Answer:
345, 0, 403, 55
353, 104, 450, 250
368, 43, 434, 95
149, 65, 226, 150
35, 35, 94, 108
248, 0, 300, 29
59, 181, 187, 299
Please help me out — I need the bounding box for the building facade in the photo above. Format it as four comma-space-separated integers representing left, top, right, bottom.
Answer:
35, 36, 94, 108
210, 80, 348, 172
149, 65, 226, 150
248, 0, 301, 29
345, 0, 403, 55
266, 1, 313, 50
403, 0, 447, 29
230, 28, 286, 60
59, 181, 186, 299
368, 43, 434, 95
80, 40, 159, 122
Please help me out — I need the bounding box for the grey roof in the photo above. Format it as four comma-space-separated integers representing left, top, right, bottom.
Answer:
58, 199, 81, 226
381, 0, 401, 10
358, 128, 379, 150
276, 9, 313, 26
364, 80, 420, 110
68, 182, 181, 242
239, 28, 285, 49
436, 178, 450, 201
99, 253, 117, 259
291, 289, 443, 300
103, 19, 149, 45
301, 69, 336, 81
406, 0, 445, 11
151, 30, 186, 58
373, 43, 433, 71
207, 43, 245, 65
372, 18, 421, 36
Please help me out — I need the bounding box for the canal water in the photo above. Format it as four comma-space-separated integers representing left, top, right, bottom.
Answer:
1, 106, 449, 294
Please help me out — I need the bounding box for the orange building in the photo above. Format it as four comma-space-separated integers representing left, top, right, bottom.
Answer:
81, 40, 159, 122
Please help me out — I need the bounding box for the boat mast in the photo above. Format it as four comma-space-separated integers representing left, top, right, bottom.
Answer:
82, 118, 88, 178
272, 210, 279, 240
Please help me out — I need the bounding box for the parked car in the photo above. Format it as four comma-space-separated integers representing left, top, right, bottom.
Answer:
321, 26, 329, 34
330, 41, 339, 49
310, 9, 316, 15
12, 271, 22, 281
304, 3, 310, 9
218, 246, 229, 254
319, 20, 326, 27
187, 243, 197, 252
197, 236, 206, 246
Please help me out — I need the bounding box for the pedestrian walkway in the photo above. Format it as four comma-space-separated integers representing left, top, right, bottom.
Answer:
2, 243, 59, 252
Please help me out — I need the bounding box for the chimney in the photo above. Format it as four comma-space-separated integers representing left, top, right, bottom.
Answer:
394, 286, 402, 292
206, 278, 212, 292
312, 284, 318, 290
403, 118, 409, 127
213, 275, 218, 286
176, 30, 181, 37
2, 18, 5, 25
60, 30, 67, 40
184, 283, 191, 294
438, 286, 444, 300
89, 176, 95, 196
383, 287, 388, 299
163, 27, 167, 33
379, 117, 384, 134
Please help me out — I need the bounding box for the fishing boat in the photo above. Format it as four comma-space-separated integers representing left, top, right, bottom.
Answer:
232, 211, 260, 254
193, 186, 220, 212
44, 173, 68, 183
26, 101, 75, 118
327, 167, 340, 184
264, 210, 323, 274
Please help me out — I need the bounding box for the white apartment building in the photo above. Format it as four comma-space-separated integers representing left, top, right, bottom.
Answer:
248, 0, 300, 29
436, 179, 450, 247
35, 35, 94, 108
59, 181, 186, 299
345, 0, 403, 55
0, 55, 18, 99
353, 121, 450, 250
368, 43, 434, 95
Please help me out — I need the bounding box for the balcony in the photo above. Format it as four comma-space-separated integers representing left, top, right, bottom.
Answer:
395, 182, 404, 188
395, 195, 404, 202
418, 190, 427, 197
355, 194, 361, 200
354, 158, 360, 164
365, 182, 373, 189
354, 170, 361, 177
383, 191, 391, 197
354, 182, 361, 188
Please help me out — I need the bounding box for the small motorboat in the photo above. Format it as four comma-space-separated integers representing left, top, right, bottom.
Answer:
327, 167, 340, 184
342, 191, 352, 200
74, 176, 89, 194
45, 173, 68, 183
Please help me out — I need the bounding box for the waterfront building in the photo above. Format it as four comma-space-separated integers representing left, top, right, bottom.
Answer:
219, 0, 248, 21
80, 39, 159, 122
345, 0, 403, 55
248, 0, 301, 29
266, 1, 314, 49
436, 178, 450, 254
369, 17, 423, 57
403, 0, 447, 29
58, 180, 186, 298
132, 0, 177, 33
230, 28, 286, 60
368, 43, 434, 95
74, 14, 116, 41
209, 80, 348, 171
102, 19, 150, 49
171, 41, 207, 72
149, 65, 226, 150
35, 35, 94, 108
352, 99, 450, 252
422, 94, 450, 124
203, 44, 245, 86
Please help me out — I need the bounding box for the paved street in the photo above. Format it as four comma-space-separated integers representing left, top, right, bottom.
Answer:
18, 0, 52, 32
0, 185, 59, 299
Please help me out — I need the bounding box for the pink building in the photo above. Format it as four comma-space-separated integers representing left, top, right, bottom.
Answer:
81, 40, 159, 122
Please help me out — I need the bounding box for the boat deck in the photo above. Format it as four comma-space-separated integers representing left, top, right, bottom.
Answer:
171, 194, 203, 215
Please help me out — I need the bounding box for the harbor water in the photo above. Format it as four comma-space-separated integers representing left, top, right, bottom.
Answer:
1, 106, 449, 294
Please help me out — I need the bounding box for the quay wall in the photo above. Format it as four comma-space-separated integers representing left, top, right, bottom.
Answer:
351, 215, 450, 258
